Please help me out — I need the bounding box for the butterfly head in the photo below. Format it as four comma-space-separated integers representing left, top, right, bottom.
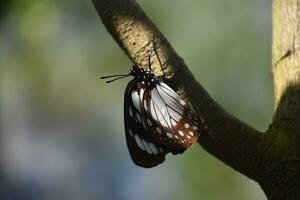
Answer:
129, 65, 159, 88
100, 65, 159, 85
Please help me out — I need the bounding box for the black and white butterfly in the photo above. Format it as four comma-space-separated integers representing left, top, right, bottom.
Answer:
101, 45, 202, 167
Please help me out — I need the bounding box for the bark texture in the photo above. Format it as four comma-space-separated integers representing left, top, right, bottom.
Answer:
92, 0, 300, 199
264, 0, 300, 199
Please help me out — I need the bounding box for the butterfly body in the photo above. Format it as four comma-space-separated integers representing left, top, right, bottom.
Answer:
100, 39, 203, 168
123, 66, 201, 167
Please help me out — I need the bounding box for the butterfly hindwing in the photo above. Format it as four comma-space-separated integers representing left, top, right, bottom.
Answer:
142, 82, 200, 152
124, 79, 167, 168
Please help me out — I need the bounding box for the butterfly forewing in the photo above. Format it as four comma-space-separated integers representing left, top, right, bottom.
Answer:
124, 79, 167, 168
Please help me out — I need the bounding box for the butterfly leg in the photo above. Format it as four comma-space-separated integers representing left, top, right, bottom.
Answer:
150, 37, 164, 73
148, 40, 154, 71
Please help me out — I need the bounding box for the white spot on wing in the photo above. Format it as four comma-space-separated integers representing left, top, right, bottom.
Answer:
156, 127, 162, 134
180, 99, 186, 106
144, 100, 148, 111
188, 131, 194, 136
184, 123, 190, 128
193, 126, 198, 130
147, 118, 152, 126
129, 129, 133, 137
167, 132, 173, 139
140, 89, 147, 111
149, 143, 158, 154
139, 88, 145, 102
131, 91, 141, 112
171, 119, 177, 127
142, 139, 153, 154
134, 135, 145, 151
159, 147, 163, 153
129, 107, 134, 117
178, 130, 184, 136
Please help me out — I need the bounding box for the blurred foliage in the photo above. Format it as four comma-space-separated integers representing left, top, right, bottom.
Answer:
0, 0, 271, 199
0, 0, 13, 21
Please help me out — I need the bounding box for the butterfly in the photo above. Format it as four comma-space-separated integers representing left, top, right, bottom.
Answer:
101, 45, 203, 168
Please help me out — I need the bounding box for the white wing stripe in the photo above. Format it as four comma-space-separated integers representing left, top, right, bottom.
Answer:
142, 139, 153, 154
149, 143, 158, 154
131, 91, 141, 112
156, 85, 183, 113
134, 134, 145, 151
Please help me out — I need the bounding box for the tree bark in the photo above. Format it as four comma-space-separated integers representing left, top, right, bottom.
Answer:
92, 0, 300, 199
263, 0, 300, 199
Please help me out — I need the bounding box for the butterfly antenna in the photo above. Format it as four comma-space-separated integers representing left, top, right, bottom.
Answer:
100, 74, 128, 79
100, 74, 130, 83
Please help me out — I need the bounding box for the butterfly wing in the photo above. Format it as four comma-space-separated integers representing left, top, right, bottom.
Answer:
142, 81, 201, 153
124, 79, 167, 168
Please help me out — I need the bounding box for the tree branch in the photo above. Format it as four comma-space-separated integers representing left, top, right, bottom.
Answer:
92, 0, 265, 181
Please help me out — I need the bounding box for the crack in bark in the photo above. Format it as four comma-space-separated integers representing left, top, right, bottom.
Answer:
274, 48, 294, 65
274, 0, 300, 66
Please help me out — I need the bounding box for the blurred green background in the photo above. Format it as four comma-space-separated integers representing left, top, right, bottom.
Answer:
0, 0, 272, 199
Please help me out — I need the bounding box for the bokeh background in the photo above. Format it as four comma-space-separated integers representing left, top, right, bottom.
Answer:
0, 0, 272, 199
